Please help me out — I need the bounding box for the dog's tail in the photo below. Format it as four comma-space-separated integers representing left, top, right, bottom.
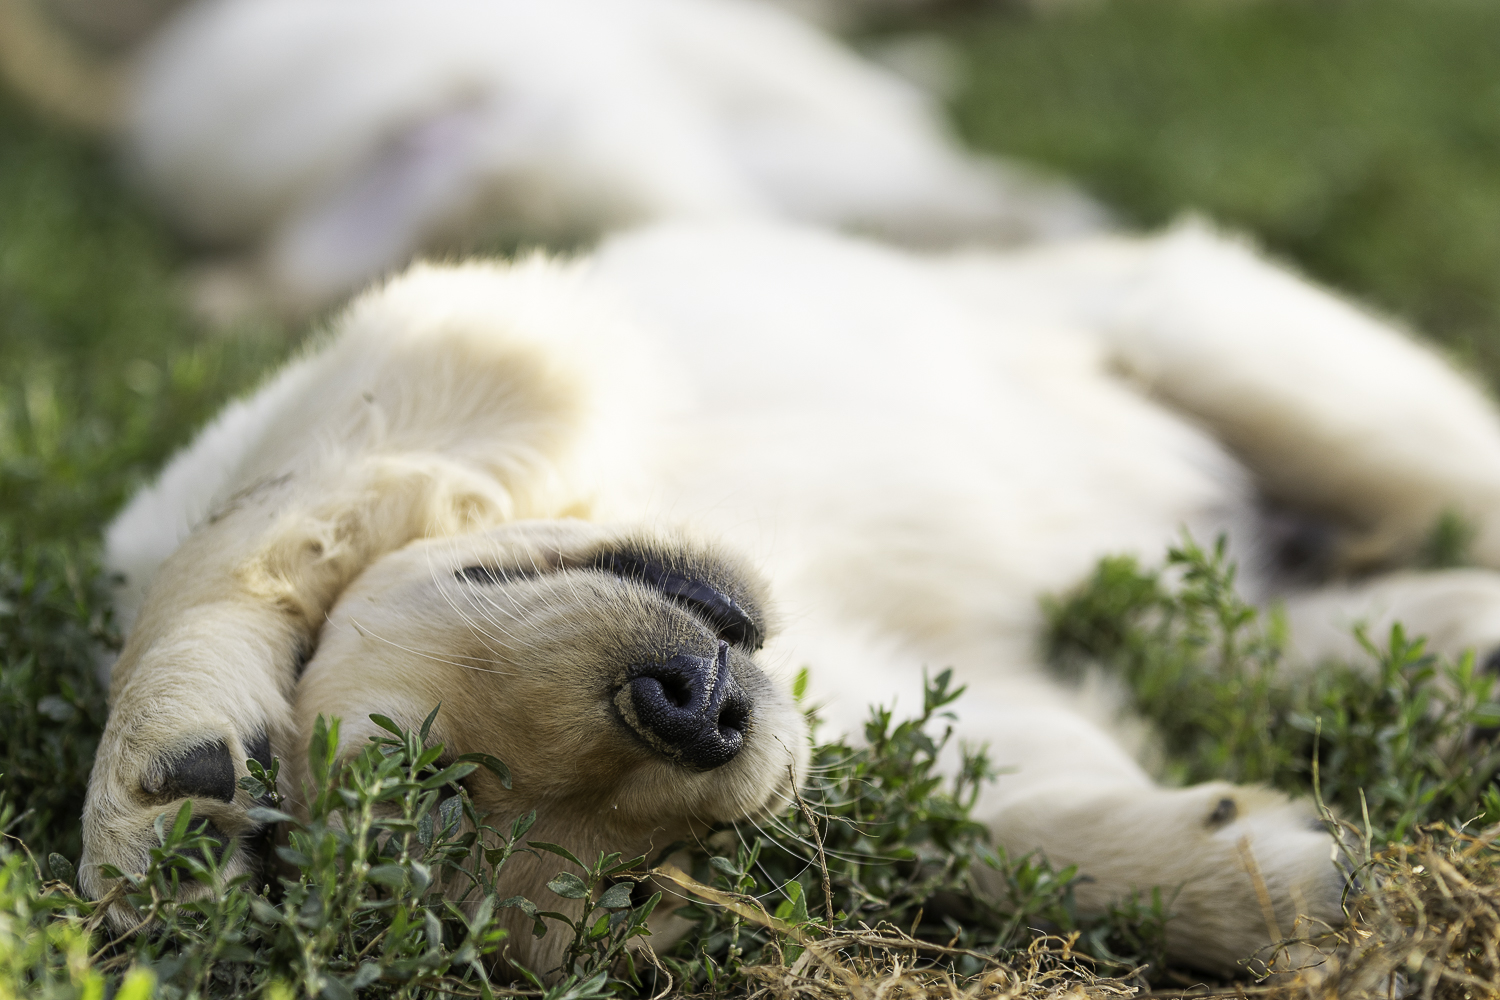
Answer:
0, 0, 127, 132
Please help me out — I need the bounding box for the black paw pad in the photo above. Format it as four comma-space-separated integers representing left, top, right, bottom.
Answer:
142, 739, 236, 804
1205, 797, 1238, 829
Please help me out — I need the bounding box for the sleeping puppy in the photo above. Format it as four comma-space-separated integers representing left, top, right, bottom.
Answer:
85, 219, 1500, 974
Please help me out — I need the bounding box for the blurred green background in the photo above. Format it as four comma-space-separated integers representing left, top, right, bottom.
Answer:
946, 0, 1500, 378
7, 0, 1500, 543
1, 0, 1499, 857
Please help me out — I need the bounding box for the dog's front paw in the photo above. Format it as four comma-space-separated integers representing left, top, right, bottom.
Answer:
980, 780, 1346, 975
80, 714, 284, 928
79, 598, 305, 926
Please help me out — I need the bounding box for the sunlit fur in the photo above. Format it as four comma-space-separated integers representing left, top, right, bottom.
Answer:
292, 525, 802, 969
91, 220, 1500, 973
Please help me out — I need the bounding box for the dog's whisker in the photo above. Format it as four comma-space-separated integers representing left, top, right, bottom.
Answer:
348, 616, 517, 677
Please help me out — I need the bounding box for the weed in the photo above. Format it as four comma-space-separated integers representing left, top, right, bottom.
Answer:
1046, 534, 1500, 843
662, 669, 1171, 993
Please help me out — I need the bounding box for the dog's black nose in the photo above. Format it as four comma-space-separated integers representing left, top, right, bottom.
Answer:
617, 641, 752, 771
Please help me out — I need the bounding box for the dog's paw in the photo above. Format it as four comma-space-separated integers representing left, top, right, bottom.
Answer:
1148, 783, 1347, 974
980, 780, 1346, 975
78, 598, 305, 926
80, 720, 282, 928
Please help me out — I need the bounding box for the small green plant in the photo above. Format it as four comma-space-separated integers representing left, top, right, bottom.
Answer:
0, 703, 678, 999
0, 842, 159, 999
1047, 533, 1500, 842
8, 542, 1500, 995
499, 845, 660, 1000
87, 707, 520, 998
664, 669, 1172, 991
0, 538, 112, 861
1420, 509, 1479, 569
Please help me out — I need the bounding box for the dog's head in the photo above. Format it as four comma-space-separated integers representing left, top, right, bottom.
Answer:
292, 520, 807, 971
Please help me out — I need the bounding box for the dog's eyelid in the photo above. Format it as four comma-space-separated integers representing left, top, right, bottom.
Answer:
661, 587, 761, 650
594, 552, 763, 650
455, 565, 541, 585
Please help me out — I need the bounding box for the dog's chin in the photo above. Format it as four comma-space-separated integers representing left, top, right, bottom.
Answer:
471, 808, 704, 977
460, 756, 804, 979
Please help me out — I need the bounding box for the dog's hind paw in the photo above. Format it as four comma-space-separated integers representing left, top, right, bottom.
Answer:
980, 780, 1348, 975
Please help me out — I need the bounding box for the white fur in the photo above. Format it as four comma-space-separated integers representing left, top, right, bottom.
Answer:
94, 220, 1500, 972
124, 0, 1104, 311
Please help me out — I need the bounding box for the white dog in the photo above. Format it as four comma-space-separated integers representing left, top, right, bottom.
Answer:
85, 218, 1500, 974
1, 0, 1104, 314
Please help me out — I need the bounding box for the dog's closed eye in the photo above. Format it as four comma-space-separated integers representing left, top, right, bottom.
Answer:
455, 552, 763, 650
455, 565, 540, 586
595, 552, 763, 650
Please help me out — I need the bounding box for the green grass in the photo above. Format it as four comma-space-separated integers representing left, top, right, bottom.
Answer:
6, 0, 1500, 993
0, 92, 290, 539
1047, 535, 1500, 844
945, 0, 1500, 381
0, 87, 291, 864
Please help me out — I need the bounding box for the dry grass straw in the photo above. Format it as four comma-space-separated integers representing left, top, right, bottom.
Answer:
1255, 822, 1500, 1000
735, 931, 1141, 1000
663, 820, 1500, 1000
657, 863, 1143, 1000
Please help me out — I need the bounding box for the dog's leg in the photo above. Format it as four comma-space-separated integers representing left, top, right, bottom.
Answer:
948, 223, 1500, 570
1102, 223, 1500, 569
956, 674, 1344, 975
1277, 567, 1500, 669
83, 261, 638, 923
84, 449, 529, 921
796, 627, 1342, 974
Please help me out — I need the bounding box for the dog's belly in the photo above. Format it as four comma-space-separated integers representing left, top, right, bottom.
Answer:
590, 223, 1255, 722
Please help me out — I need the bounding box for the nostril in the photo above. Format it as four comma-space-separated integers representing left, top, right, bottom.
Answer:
718, 690, 750, 738
661, 674, 694, 709
629, 653, 711, 716
617, 644, 755, 771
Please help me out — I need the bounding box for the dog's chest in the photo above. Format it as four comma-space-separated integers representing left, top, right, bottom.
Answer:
590, 226, 1253, 645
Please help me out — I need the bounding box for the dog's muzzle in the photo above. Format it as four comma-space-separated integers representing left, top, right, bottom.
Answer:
615, 641, 752, 770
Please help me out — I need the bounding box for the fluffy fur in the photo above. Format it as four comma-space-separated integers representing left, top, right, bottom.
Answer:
0, 0, 1102, 312
121, 0, 1104, 312
89, 219, 1500, 974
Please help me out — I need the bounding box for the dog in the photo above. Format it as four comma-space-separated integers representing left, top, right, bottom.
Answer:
0, 0, 1105, 316
83, 217, 1500, 974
